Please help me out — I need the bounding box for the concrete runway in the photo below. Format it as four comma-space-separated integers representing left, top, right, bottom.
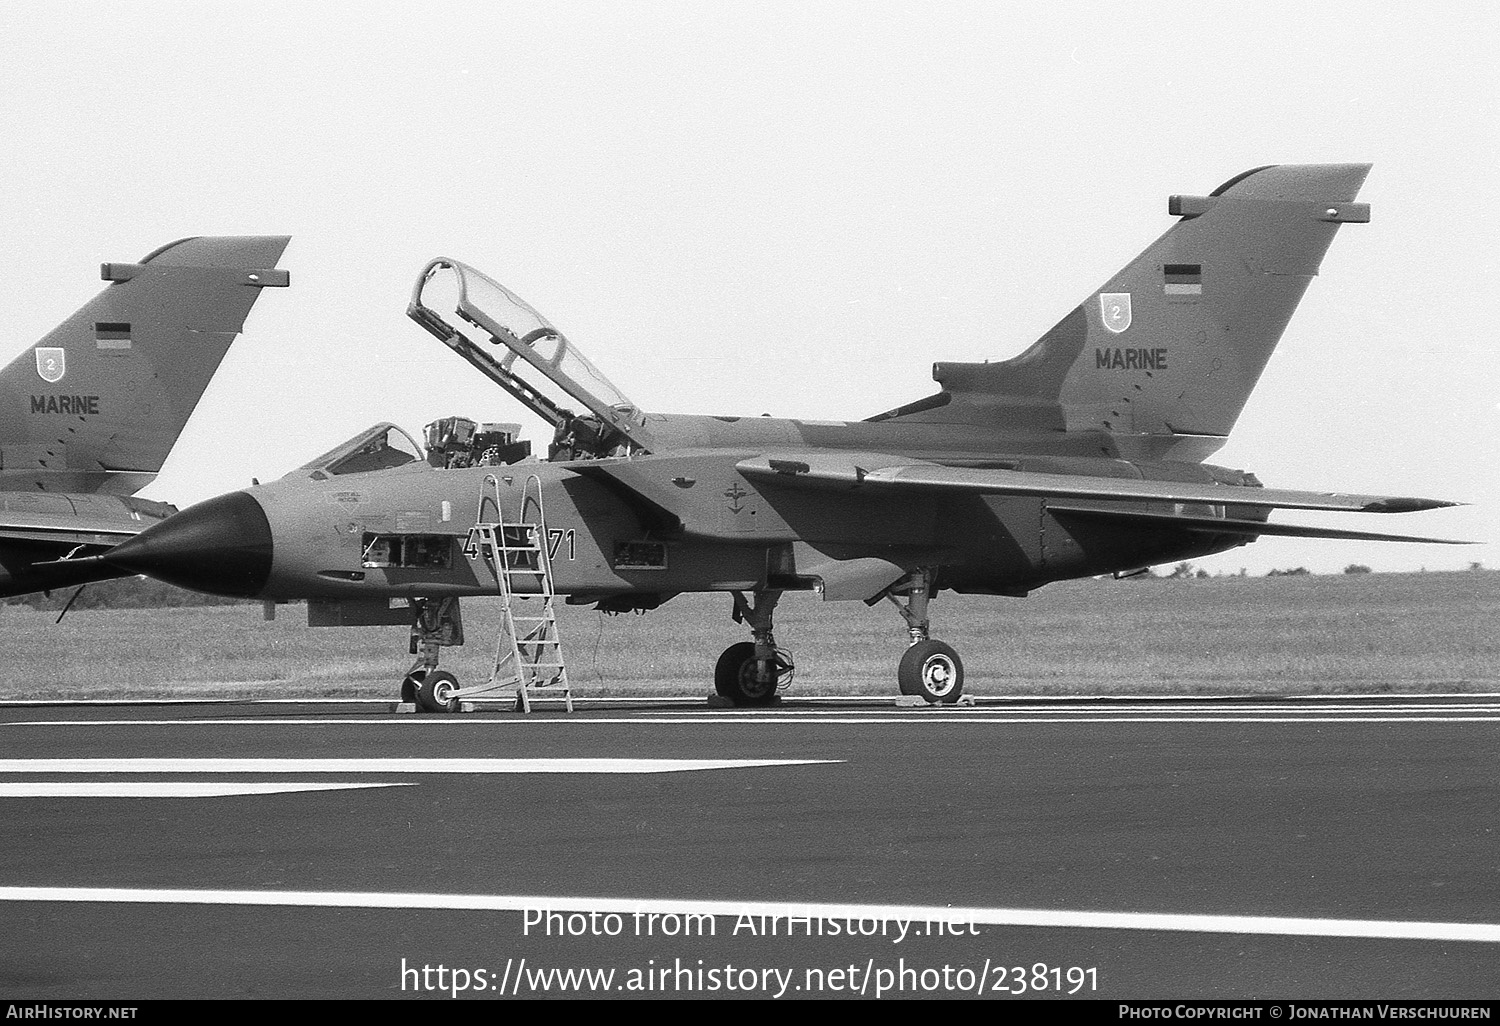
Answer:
2, 694, 1498, 1000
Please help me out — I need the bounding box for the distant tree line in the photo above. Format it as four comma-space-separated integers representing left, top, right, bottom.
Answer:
1115, 561, 1486, 581
4, 576, 257, 612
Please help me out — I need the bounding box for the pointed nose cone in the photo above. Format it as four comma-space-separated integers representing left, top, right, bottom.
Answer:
106, 490, 273, 597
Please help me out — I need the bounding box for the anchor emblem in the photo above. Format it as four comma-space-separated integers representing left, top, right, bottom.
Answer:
723, 482, 748, 514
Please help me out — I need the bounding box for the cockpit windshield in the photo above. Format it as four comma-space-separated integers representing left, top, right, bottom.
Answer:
294, 423, 424, 478
408, 259, 653, 459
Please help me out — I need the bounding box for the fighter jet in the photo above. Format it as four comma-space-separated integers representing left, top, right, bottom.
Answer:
88, 165, 1465, 707
0, 236, 289, 598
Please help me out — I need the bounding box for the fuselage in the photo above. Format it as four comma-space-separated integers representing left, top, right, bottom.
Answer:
114, 412, 1259, 606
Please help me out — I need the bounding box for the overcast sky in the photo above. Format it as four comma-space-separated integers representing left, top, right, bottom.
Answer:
0, 1, 1493, 574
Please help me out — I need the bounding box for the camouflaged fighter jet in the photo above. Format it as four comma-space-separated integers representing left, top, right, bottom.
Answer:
0, 236, 289, 598
87, 165, 1465, 707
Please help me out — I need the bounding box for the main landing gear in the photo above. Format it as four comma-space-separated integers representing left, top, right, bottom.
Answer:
712, 569, 964, 707
715, 589, 795, 706
886, 568, 964, 704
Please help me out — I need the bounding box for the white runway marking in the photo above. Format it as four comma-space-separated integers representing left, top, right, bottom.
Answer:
1, 886, 1495, 943
7, 714, 1500, 727
0, 782, 409, 798
3, 692, 1495, 706
0, 757, 839, 774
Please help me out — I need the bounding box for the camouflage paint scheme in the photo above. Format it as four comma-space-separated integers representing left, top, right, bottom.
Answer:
97, 167, 1465, 703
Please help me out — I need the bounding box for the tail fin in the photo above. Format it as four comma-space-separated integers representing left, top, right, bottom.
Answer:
878, 164, 1371, 461
0, 236, 290, 494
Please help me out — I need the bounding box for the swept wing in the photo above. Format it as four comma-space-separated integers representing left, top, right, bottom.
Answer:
0, 494, 173, 549
735, 454, 1458, 515
735, 453, 1467, 545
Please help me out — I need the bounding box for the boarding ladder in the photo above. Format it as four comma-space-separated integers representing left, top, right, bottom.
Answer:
469, 474, 574, 712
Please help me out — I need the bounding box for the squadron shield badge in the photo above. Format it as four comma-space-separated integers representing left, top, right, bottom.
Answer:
34, 347, 65, 383
1099, 292, 1132, 334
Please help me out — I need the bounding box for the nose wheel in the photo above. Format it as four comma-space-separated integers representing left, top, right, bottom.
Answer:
411, 669, 461, 713
402, 597, 465, 713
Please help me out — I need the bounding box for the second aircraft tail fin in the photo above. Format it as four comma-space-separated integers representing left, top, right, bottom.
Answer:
0, 236, 290, 493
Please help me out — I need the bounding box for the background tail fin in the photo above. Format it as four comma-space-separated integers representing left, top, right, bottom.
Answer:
882, 164, 1371, 461
0, 236, 290, 493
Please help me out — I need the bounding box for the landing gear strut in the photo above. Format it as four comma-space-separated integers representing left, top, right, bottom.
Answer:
715, 589, 794, 706
403, 597, 465, 713
886, 568, 964, 704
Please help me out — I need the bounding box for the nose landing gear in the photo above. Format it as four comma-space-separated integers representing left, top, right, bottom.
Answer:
403, 597, 464, 713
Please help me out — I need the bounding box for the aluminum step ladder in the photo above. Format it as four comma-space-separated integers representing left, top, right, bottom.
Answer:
466, 474, 573, 712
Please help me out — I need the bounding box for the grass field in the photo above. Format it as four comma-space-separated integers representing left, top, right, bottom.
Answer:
2, 571, 1496, 701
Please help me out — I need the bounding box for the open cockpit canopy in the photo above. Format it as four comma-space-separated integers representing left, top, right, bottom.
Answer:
408, 259, 653, 459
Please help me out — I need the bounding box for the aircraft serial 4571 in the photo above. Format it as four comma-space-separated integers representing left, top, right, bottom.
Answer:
86, 164, 1465, 708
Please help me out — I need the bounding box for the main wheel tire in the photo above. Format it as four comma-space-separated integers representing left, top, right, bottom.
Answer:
713, 642, 752, 698
413, 669, 460, 713
898, 640, 964, 704
400, 672, 420, 703
714, 642, 779, 707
